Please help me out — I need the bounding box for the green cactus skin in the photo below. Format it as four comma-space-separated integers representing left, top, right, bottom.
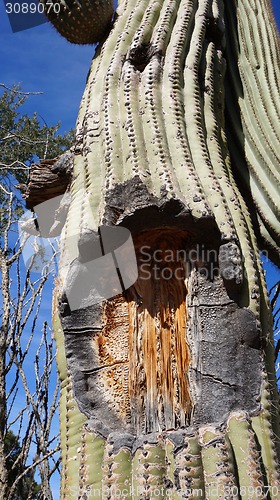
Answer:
199, 427, 239, 499
40, 0, 114, 44
227, 413, 267, 499
224, 0, 280, 267
251, 374, 280, 494
50, 0, 280, 497
171, 434, 205, 497
103, 447, 132, 498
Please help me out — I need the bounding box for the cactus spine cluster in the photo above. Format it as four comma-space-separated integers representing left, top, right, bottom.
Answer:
48, 0, 280, 497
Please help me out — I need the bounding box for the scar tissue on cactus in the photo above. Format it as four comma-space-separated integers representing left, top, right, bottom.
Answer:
40, 0, 114, 44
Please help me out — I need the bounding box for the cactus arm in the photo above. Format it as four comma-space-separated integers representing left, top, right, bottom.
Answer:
40, 0, 114, 44
224, 0, 280, 267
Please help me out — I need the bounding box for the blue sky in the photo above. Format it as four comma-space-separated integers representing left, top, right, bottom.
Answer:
0, 1, 95, 133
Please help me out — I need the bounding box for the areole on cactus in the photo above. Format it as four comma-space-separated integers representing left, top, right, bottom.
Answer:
37, 0, 280, 497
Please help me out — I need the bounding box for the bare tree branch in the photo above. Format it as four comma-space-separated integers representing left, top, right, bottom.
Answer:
0, 83, 43, 96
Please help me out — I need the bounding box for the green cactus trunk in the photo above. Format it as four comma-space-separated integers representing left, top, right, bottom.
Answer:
52, 0, 280, 497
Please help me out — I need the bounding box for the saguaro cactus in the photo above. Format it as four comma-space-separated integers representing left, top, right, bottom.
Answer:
43, 0, 280, 497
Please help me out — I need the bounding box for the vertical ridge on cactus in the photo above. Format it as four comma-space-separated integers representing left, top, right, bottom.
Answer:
224, 0, 280, 266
